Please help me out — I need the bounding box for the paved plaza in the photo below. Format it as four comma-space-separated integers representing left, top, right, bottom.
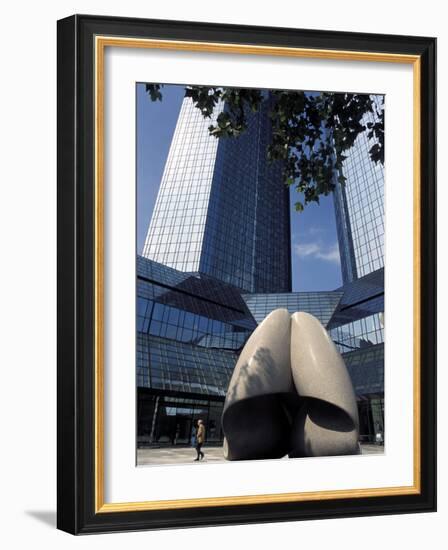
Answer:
137, 443, 384, 466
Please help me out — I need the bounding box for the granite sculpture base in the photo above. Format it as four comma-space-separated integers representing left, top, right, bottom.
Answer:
222, 309, 360, 460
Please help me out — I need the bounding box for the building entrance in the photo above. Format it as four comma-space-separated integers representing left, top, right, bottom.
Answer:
358, 395, 384, 444
137, 390, 225, 448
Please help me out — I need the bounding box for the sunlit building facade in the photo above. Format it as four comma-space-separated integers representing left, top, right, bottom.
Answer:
333, 95, 385, 284
331, 94, 385, 441
142, 97, 223, 273
143, 93, 291, 294
137, 255, 257, 447
327, 268, 384, 441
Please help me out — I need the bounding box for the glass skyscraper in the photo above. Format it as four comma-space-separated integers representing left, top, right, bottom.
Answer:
142, 97, 223, 273
330, 95, 385, 441
333, 95, 385, 284
143, 93, 291, 294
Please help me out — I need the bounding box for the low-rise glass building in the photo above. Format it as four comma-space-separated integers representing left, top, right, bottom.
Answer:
327, 268, 384, 441
137, 255, 257, 447
242, 291, 343, 327
137, 255, 384, 447
142, 93, 291, 294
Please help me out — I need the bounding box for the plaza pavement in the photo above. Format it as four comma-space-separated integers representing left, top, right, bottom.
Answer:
137, 443, 384, 466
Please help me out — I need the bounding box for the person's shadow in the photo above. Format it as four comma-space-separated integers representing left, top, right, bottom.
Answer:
25, 510, 56, 528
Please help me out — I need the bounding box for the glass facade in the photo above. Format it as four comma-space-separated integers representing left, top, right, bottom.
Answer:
328, 267, 384, 325
136, 255, 257, 447
143, 93, 291, 293
242, 291, 343, 327
327, 268, 384, 352
343, 344, 384, 396
329, 313, 384, 353
199, 95, 291, 293
143, 97, 223, 272
343, 345, 384, 442
138, 391, 225, 447
137, 333, 239, 397
330, 96, 385, 443
333, 95, 385, 284
326, 270, 384, 444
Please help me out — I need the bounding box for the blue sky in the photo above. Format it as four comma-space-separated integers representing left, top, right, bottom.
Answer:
136, 83, 342, 292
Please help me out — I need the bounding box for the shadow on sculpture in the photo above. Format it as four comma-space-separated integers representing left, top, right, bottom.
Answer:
222, 309, 360, 460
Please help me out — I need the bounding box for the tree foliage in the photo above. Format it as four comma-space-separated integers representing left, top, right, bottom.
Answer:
146, 84, 384, 212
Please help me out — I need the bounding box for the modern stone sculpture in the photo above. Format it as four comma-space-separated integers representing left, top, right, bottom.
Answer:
289, 312, 360, 457
222, 309, 296, 460
222, 309, 360, 460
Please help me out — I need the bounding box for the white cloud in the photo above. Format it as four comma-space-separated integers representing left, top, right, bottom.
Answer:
294, 242, 340, 263
294, 243, 320, 257
307, 226, 324, 237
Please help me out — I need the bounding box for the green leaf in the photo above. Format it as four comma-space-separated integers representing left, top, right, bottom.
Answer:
157, 84, 384, 214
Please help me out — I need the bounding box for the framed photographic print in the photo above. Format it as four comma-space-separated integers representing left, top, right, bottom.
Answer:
57, 14, 436, 534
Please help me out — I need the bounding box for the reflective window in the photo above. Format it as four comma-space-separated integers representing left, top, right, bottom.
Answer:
142, 94, 291, 294
334, 95, 385, 282
329, 312, 384, 353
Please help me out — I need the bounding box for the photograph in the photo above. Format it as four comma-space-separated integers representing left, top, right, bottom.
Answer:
136, 83, 385, 466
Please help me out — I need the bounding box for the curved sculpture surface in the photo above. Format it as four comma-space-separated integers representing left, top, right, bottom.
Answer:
289, 312, 360, 457
221, 308, 295, 460
222, 309, 360, 460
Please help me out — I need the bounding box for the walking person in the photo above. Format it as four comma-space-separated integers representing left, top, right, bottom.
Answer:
194, 419, 205, 461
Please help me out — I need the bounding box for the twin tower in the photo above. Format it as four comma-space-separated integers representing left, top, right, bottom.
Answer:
143, 91, 384, 292
143, 92, 292, 294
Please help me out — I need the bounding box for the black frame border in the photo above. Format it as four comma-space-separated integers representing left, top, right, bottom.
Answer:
57, 14, 436, 535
